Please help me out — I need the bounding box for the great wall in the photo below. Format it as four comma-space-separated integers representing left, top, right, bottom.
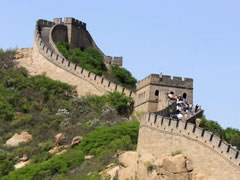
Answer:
16, 17, 240, 179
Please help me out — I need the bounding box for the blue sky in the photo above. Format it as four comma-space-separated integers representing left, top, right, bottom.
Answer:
1, 0, 240, 128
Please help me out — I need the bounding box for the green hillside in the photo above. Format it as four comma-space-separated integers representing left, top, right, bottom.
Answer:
0, 49, 139, 180
55, 42, 137, 91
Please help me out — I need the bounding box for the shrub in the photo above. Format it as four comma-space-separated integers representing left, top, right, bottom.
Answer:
104, 91, 133, 116
109, 65, 137, 90
55, 42, 137, 90
0, 49, 16, 70
2, 149, 84, 180
76, 121, 139, 156
230, 136, 240, 149
0, 100, 14, 121
0, 153, 14, 177
144, 161, 156, 173
171, 150, 182, 156
199, 116, 224, 138
55, 42, 107, 76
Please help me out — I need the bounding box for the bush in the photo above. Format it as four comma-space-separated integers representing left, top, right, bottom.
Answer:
55, 42, 137, 90
76, 121, 139, 156
230, 136, 240, 149
199, 116, 224, 138
171, 150, 182, 156
55, 42, 107, 76
0, 49, 16, 70
144, 161, 156, 173
109, 65, 137, 90
199, 116, 240, 149
0, 100, 14, 121
2, 149, 84, 180
0, 153, 14, 177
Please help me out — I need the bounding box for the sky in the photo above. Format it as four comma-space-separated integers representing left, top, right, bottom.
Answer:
0, 0, 240, 129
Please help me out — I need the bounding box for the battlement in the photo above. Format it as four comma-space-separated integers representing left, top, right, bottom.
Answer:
37, 19, 55, 27
34, 21, 135, 98
64, 17, 86, 30
137, 74, 193, 90
53, 18, 63, 24
140, 113, 240, 169
104, 56, 123, 66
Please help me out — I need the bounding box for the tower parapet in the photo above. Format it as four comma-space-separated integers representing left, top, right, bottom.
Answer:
137, 74, 193, 91
104, 56, 123, 66
135, 74, 193, 113
64, 17, 86, 30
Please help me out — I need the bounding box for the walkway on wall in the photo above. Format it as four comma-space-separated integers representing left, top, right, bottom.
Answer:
140, 110, 240, 170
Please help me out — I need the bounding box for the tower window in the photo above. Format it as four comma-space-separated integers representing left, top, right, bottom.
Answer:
183, 93, 187, 99
155, 90, 159, 96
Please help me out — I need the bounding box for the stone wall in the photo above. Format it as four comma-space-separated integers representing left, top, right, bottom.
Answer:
137, 113, 240, 179
134, 74, 193, 112
17, 18, 135, 98
51, 24, 68, 45
137, 74, 193, 90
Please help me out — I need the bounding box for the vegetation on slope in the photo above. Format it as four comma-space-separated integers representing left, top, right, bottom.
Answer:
55, 42, 137, 90
2, 121, 139, 180
0, 49, 138, 179
200, 116, 240, 149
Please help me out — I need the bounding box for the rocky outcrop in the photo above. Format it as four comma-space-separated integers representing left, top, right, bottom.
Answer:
14, 160, 32, 169
102, 151, 211, 180
71, 136, 83, 147
55, 133, 65, 146
6, 131, 32, 147
118, 151, 138, 180
14, 155, 31, 169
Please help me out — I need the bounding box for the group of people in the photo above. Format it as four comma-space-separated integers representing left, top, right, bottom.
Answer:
167, 92, 201, 120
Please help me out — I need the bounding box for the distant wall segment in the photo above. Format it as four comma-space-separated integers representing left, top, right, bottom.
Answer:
137, 113, 240, 179
32, 19, 135, 98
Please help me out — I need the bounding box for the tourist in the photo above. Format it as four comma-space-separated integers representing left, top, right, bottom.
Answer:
195, 104, 199, 113
168, 92, 177, 100
177, 113, 183, 120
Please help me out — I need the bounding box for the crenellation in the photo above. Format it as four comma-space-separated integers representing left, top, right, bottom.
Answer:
109, 82, 116, 91
140, 113, 240, 170
64, 17, 86, 29
102, 78, 110, 88
33, 17, 135, 98
68, 63, 76, 71
173, 76, 183, 81
88, 72, 95, 81
52, 53, 57, 61
46, 49, 52, 57
112, 57, 123, 66
137, 74, 193, 90
95, 75, 102, 84
116, 86, 123, 94
62, 59, 69, 68
53, 18, 62, 24
104, 56, 123, 66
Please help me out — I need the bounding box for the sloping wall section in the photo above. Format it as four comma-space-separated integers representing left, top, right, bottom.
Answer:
137, 113, 240, 180
17, 19, 135, 97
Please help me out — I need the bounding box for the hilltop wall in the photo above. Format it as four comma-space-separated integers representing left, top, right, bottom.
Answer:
17, 18, 134, 97
137, 113, 240, 179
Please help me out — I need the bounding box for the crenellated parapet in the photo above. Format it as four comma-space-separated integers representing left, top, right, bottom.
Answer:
36, 19, 55, 27
140, 113, 240, 169
137, 74, 193, 90
34, 19, 135, 98
64, 17, 86, 30
104, 56, 123, 66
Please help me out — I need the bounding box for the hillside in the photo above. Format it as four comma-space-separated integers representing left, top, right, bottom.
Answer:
0, 49, 139, 180
1, 16, 240, 180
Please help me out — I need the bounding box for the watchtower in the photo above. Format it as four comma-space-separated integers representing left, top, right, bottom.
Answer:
134, 74, 193, 112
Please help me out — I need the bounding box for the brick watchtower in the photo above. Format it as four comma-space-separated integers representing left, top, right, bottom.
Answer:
134, 74, 193, 112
